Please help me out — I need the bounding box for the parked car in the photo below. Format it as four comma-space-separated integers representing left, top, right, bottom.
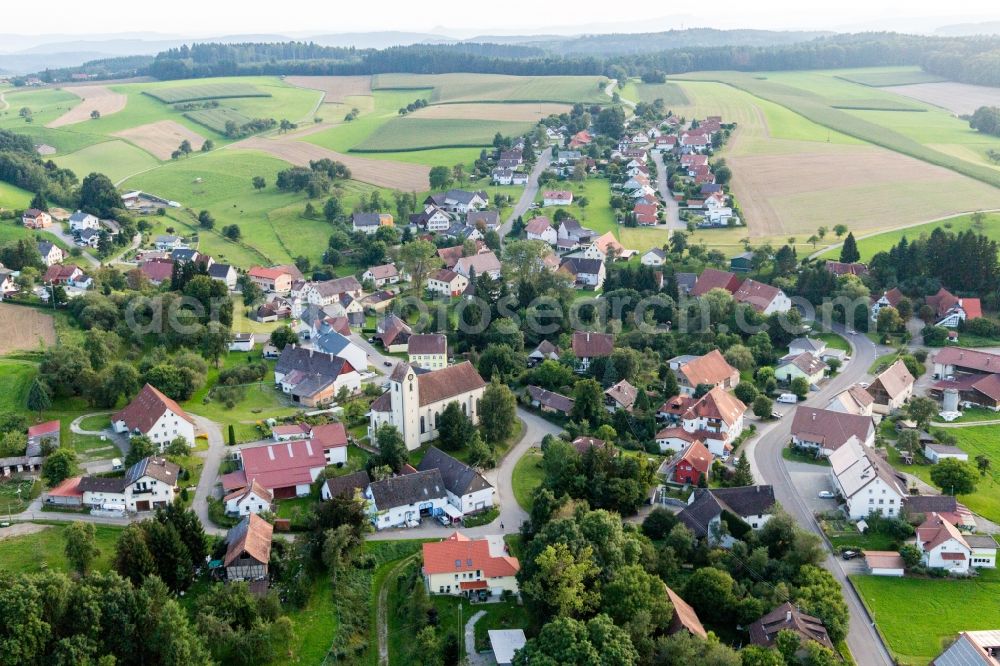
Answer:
818, 490, 835, 499
777, 393, 798, 404
383, 360, 392, 367
771, 411, 783, 420
841, 550, 860, 560
436, 514, 451, 526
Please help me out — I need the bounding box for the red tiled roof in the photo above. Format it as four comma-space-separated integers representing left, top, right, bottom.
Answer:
543, 190, 573, 201
677, 440, 712, 475
691, 268, 739, 297
572, 331, 613, 358
684, 386, 746, 426
139, 261, 173, 283
416, 361, 486, 407
248, 266, 290, 280
666, 586, 708, 638
112, 383, 194, 435
422, 531, 520, 577
240, 439, 326, 490
47, 476, 83, 498
933, 347, 1000, 373
311, 422, 348, 449
222, 470, 248, 491
459, 580, 488, 590
678, 350, 738, 389
733, 279, 782, 312
525, 216, 553, 235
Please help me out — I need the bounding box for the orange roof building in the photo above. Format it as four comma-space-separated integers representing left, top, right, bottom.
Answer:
422, 531, 520, 597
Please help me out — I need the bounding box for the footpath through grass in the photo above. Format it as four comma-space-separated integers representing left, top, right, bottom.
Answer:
854, 567, 1000, 665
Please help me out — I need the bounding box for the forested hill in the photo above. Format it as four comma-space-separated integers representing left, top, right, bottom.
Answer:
523, 28, 833, 55
23, 31, 1000, 88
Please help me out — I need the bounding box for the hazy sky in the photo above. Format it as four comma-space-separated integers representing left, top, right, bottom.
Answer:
3, 0, 999, 36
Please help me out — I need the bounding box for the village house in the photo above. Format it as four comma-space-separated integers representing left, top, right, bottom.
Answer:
733, 279, 792, 314
604, 379, 638, 412
269, 422, 347, 465
112, 383, 196, 448
542, 190, 573, 206
363, 263, 401, 287
527, 385, 574, 415
825, 385, 875, 416
407, 333, 448, 370
44, 476, 84, 508
79, 456, 180, 512
527, 340, 560, 366
22, 208, 52, 229
417, 447, 495, 516
68, 210, 100, 232
304, 276, 364, 306
776, 352, 828, 386
229, 333, 254, 352
154, 235, 185, 251
314, 330, 368, 373
224, 478, 274, 516
375, 313, 412, 352
828, 436, 906, 519
556, 218, 596, 247
558, 256, 605, 290
525, 216, 557, 245
671, 440, 713, 485
422, 531, 520, 598
366, 469, 449, 528
274, 345, 361, 407
677, 486, 776, 546
933, 630, 1000, 665
426, 190, 488, 214
916, 512, 997, 574
208, 263, 238, 289
37, 241, 64, 267
454, 251, 502, 280
322, 470, 370, 501
42, 264, 86, 287
826, 260, 869, 277
571, 331, 613, 373
665, 587, 708, 639
0, 267, 15, 298
138, 260, 173, 286
870, 287, 905, 321
642, 248, 666, 266
655, 387, 747, 457
27, 420, 60, 456
235, 439, 327, 498
933, 347, 1000, 380
866, 359, 915, 413
427, 268, 468, 297
748, 603, 834, 656
467, 210, 500, 231
691, 268, 740, 297
248, 266, 293, 294
927, 287, 982, 328
925, 441, 969, 464
411, 204, 452, 232
224, 514, 273, 582
791, 407, 875, 456
369, 362, 488, 451
669, 349, 740, 395
352, 212, 394, 234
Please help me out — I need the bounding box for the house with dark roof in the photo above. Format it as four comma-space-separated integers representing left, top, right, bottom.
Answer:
375, 313, 412, 352
527, 340, 560, 366
558, 256, 605, 290
571, 331, 613, 373
207, 262, 237, 289
112, 383, 196, 447
527, 385, 574, 415
322, 470, 371, 501
466, 210, 499, 230
352, 212, 394, 235
408, 333, 448, 370
365, 468, 450, 529
273, 345, 361, 407
37, 240, 64, 267
369, 362, 488, 451
748, 603, 834, 654
676, 486, 776, 547
791, 406, 874, 456
417, 447, 495, 516
224, 514, 273, 581
79, 456, 180, 512
933, 631, 1000, 666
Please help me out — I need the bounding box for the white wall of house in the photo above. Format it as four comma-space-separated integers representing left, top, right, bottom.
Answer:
527, 226, 557, 245
409, 352, 447, 370
370, 496, 449, 529
324, 446, 348, 466
425, 571, 518, 597
923, 540, 972, 573
681, 413, 743, 457
226, 491, 272, 516
840, 477, 904, 520
113, 409, 195, 447
972, 546, 997, 568
448, 487, 495, 515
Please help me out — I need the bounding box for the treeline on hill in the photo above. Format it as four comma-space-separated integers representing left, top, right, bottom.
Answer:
129, 33, 1000, 84
0, 129, 78, 205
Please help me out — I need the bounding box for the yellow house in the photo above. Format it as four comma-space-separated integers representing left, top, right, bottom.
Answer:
422, 531, 520, 598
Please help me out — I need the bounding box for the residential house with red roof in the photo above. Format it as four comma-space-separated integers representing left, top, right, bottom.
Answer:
422, 531, 520, 598
238, 439, 327, 498
427, 268, 469, 297
112, 383, 196, 448
673, 439, 712, 485
748, 603, 834, 654
792, 406, 874, 457
369, 362, 488, 451
826, 260, 869, 277
669, 349, 740, 395
571, 331, 613, 373
542, 190, 573, 206
666, 587, 708, 638
525, 216, 557, 245
871, 288, 905, 322
733, 279, 792, 315
138, 260, 173, 286
656, 386, 747, 457
926, 287, 982, 328
224, 513, 273, 581
248, 266, 293, 294
691, 268, 740, 297
22, 209, 52, 229
915, 512, 986, 574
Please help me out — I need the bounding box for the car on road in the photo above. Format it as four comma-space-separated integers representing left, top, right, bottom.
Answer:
771, 411, 783, 419
846, 328, 856, 335
367, 337, 375, 343
858, 382, 869, 389
818, 490, 835, 499
383, 360, 392, 367
841, 550, 860, 560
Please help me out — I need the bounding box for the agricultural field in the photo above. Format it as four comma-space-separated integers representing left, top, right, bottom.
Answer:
57, 139, 160, 183
182, 107, 252, 134
0, 523, 124, 574
0, 180, 32, 209
854, 567, 1000, 665
372, 73, 608, 104
113, 120, 206, 161
409, 101, 571, 121
47, 85, 127, 128
885, 81, 1000, 116
664, 75, 1000, 247
143, 82, 271, 104
835, 67, 947, 87
816, 212, 1000, 262
284, 75, 372, 103
0, 87, 82, 128
0, 303, 56, 354
353, 117, 537, 152
620, 80, 690, 106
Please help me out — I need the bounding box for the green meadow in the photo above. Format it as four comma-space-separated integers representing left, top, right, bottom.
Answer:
816, 212, 1000, 262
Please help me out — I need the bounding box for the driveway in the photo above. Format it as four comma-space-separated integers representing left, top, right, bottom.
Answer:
350, 334, 398, 377
41, 225, 99, 267
499, 147, 553, 239
367, 408, 560, 540
190, 414, 228, 536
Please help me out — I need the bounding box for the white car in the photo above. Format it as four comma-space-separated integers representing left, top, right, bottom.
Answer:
818, 490, 835, 499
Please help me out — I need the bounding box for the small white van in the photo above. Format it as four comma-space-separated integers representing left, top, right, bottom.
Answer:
111, 458, 123, 471
777, 393, 798, 404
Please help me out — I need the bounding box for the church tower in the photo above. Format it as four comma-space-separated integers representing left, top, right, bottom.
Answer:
389, 363, 421, 450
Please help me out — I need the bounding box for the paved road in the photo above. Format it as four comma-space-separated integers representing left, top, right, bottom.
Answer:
747, 324, 894, 666
499, 147, 553, 239
368, 408, 560, 541
191, 414, 228, 536
41, 225, 99, 267
350, 334, 398, 378
650, 149, 682, 232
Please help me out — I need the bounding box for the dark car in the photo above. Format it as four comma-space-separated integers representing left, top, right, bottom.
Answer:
841, 550, 860, 560
383, 361, 392, 367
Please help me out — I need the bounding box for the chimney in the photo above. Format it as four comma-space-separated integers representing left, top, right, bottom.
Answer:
785, 609, 792, 623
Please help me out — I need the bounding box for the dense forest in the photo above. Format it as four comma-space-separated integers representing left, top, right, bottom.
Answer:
21, 31, 1000, 87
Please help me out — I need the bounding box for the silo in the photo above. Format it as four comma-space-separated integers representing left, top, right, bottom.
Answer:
942, 388, 960, 413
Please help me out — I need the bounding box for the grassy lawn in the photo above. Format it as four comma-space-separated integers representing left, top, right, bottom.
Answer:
0, 180, 33, 209
945, 406, 1000, 423
869, 352, 904, 375
275, 495, 318, 521
0, 522, 122, 574
853, 567, 1000, 665
532, 176, 616, 235
815, 331, 851, 352
0, 357, 36, 412
77, 413, 111, 431
285, 572, 338, 664
782, 446, 831, 466
620, 79, 690, 105
430, 596, 529, 653
512, 448, 545, 511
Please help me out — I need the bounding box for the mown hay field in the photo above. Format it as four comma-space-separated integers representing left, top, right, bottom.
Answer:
284, 75, 372, 103
620, 80, 690, 105
835, 67, 946, 87
57, 139, 159, 183
144, 82, 270, 104
0, 303, 56, 354
183, 107, 253, 134
372, 73, 608, 104
113, 119, 206, 160
352, 117, 537, 152
409, 102, 572, 122
884, 81, 1000, 116
46, 85, 127, 128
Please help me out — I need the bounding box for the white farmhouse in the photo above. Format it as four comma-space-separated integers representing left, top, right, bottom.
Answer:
79, 456, 180, 512
828, 436, 906, 519
418, 447, 495, 515
112, 383, 196, 448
